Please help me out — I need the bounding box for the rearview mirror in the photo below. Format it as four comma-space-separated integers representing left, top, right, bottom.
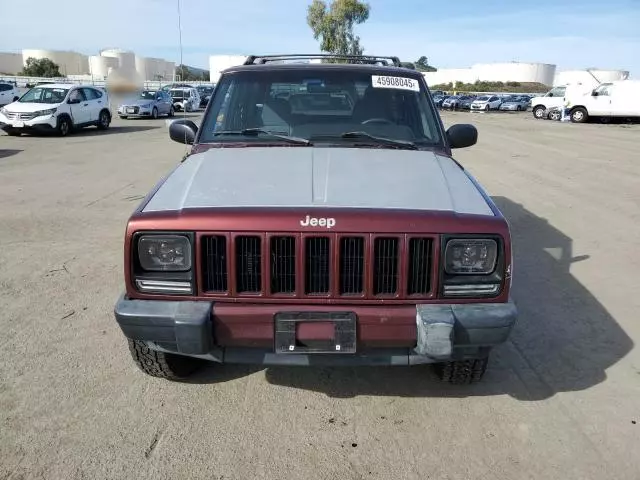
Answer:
169, 119, 198, 145
446, 124, 478, 149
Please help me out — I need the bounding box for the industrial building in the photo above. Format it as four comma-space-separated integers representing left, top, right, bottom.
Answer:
0, 48, 175, 81
423, 62, 557, 86
422, 62, 630, 88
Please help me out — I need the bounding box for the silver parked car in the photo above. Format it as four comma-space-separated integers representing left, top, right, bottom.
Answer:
499, 95, 530, 112
118, 90, 175, 119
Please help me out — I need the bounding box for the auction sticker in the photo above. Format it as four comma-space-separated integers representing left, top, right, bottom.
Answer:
371, 75, 419, 92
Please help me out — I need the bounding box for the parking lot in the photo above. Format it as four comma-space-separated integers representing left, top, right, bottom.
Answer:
1, 111, 639, 479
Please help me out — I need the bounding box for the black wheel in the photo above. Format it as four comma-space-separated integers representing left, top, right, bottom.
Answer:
484, 104, 490, 111
5, 129, 21, 136
152, 107, 158, 119
57, 116, 71, 136
127, 339, 202, 380
168, 106, 175, 117
548, 109, 562, 121
97, 110, 111, 130
570, 107, 588, 123
435, 357, 489, 384
532, 106, 546, 119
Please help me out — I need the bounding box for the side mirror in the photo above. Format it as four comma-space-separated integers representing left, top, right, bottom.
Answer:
446, 124, 478, 149
592, 91, 599, 96
169, 119, 198, 145
547, 93, 553, 98
68, 98, 81, 104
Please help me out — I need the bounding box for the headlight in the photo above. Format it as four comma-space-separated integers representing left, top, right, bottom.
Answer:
34, 108, 57, 116
444, 239, 497, 275
0, 107, 7, 115
138, 235, 192, 271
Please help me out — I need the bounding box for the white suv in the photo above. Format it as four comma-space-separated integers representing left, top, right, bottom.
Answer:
0, 83, 112, 136
0, 82, 20, 107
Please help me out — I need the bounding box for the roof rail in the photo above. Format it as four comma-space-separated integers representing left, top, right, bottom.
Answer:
243, 54, 401, 67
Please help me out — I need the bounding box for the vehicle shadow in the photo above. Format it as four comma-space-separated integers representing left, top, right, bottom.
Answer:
76, 125, 161, 136
0, 149, 22, 159
260, 197, 633, 400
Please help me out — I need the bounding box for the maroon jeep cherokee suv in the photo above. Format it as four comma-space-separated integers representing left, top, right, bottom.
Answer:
114, 54, 517, 384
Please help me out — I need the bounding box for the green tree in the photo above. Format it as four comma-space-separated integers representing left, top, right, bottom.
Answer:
414, 56, 437, 72
175, 64, 209, 81
400, 61, 416, 70
20, 57, 63, 77
307, 0, 370, 57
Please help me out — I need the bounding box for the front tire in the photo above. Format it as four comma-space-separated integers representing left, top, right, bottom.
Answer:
484, 104, 490, 111
5, 128, 21, 136
57, 116, 71, 137
97, 110, 111, 130
570, 107, 588, 123
127, 339, 202, 380
533, 106, 546, 119
152, 107, 158, 119
436, 357, 489, 384
168, 106, 175, 117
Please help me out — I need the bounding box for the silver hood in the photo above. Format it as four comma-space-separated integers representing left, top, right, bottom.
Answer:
143, 147, 493, 216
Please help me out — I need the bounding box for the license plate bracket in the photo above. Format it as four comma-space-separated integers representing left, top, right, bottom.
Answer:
126, 108, 136, 114
275, 311, 356, 354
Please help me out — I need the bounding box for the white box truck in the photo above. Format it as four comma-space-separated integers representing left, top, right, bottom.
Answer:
565, 80, 640, 123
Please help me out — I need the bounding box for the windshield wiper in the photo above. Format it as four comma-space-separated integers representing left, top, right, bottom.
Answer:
339, 131, 418, 150
212, 128, 311, 145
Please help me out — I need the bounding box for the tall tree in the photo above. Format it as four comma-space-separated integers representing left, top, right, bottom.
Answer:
307, 0, 370, 56
20, 57, 63, 77
414, 56, 437, 72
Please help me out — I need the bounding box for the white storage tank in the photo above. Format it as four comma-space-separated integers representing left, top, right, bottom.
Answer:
89, 55, 118, 78
209, 55, 248, 82
554, 69, 630, 87
22, 49, 89, 75
163, 61, 175, 81
100, 48, 136, 71
471, 62, 556, 85
0, 52, 24, 75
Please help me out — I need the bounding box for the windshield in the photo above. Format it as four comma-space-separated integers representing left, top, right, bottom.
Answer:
140, 91, 157, 100
19, 87, 68, 104
199, 69, 443, 147
170, 89, 187, 98
198, 86, 214, 94
476, 96, 490, 101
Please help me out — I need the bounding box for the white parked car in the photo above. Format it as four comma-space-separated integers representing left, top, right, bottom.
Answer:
530, 86, 567, 119
470, 95, 502, 111
0, 82, 21, 107
0, 84, 111, 136
169, 87, 200, 112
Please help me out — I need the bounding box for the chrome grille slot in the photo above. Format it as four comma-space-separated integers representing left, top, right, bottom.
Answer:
201, 235, 227, 292
236, 236, 262, 293
407, 238, 432, 295
339, 237, 364, 295
305, 237, 330, 294
270, 236, 296, 294
373, 237, 399, 295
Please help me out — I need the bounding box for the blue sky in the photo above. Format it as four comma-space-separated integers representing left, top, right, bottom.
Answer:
1, 0, 638, 75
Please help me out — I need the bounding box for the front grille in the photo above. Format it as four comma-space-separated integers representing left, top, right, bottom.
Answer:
236, 236, 262, 293
201, 235, 227, 292
200, 234, 433, 299
270, 236, 296, 294
373, 238, 399, 295
5, 112, 36, 120
305, 237, 330, 295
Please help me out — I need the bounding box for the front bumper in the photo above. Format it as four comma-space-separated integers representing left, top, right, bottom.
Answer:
0, 113, 57, 131
114, 295, 517, 365
118, 107, 152, 117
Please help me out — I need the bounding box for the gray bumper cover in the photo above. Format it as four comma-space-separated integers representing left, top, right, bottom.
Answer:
114, 294, 517, 363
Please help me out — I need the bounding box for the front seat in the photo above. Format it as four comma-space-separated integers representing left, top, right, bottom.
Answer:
352, 87, 394, 123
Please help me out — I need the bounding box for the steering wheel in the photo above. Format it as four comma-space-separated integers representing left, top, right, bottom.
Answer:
361, 118, 393, 125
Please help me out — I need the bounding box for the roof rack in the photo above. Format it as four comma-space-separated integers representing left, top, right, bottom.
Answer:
243, 54, 401, 67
